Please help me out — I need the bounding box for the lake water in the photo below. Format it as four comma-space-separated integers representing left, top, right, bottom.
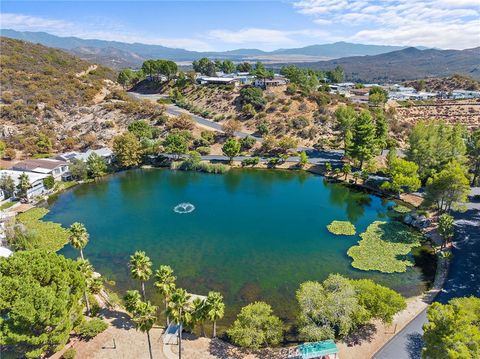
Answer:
46, 168, 432, 326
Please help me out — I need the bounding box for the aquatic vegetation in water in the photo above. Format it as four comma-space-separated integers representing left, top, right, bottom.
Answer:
392, 204, 412, 214
327, 220, 356, 236
347, 221, 422, 273
173, 202, 195, 214
13, 208, 69, 251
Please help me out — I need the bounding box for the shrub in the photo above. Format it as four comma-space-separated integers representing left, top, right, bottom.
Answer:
62, 348, 76, 359
347, 221, 422, 273
241, 157, 260, 167
240, 136, 256, 150
327, 220, 356, 235
43, 175, 55, 190
256, 121, 269, 136
77, 318, 108, 339
239, 87, 266, 110
286, 83, 298, 95
290, 116, 310, 129
196, 146, 210, 155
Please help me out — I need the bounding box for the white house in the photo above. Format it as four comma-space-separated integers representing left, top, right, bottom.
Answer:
451, 90, 480, 100
196, 76, 239, 86
56, 148, 113, 164
0, 170, 48, 199
254, 75, 288, 88
11, 159, 69, 180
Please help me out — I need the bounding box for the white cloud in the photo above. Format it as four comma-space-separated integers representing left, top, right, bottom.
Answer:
293, 0, 480, 48
208, 28, 296, 45
0, 12, 213, 51
0, 13, 70, 31
207, 27, 332, 49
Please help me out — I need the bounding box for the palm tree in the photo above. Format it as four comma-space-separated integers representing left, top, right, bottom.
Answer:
129, 251, 152, 300
69, 222, 89, 260
69, 222, 91, 314
192, 297, 207, 337
124, 289, 142, 313
154, 265, 176, 326
206, 291, 225, 338
168, 288, 192, 359
132, 300, 157, 359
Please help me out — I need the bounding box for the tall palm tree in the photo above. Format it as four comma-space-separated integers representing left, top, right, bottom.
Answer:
69, 222, 89, 260
192, 297, 208, 337
124, 289, 142, 313
206, 291, 225, 338
69, 222, 91, 315
132, 300, 157, 359
129, 251, 152, 300
168, 288, 192, 359
77, 258, 95, 316
154, 265, 176, 326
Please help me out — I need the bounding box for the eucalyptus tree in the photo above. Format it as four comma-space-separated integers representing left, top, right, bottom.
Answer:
206, 291, 225, 338
69, 222, 91, 314
154, 265, 177, 325
129, 251, 152, 300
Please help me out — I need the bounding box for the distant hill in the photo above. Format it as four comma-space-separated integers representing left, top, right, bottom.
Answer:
0, 36, 115, 121
291, 47, 480, 82
404, 74, 480, 92
1, 29, 411, 68
272, 41, 406, 57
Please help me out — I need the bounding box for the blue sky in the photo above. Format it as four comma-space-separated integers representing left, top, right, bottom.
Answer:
1, 1, 479, 50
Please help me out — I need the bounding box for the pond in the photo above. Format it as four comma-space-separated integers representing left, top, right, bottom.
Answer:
46, 168, 433, 327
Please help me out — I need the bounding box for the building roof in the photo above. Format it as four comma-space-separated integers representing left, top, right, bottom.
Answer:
0, 170, 48, 184
75, 148, 113, 161
0, 247, 13, 258
298, 340, 338, 359
198, 77, 238, 83
13, 159, 67, 171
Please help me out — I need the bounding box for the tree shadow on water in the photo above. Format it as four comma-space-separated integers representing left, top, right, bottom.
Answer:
406, 333, 424, 359
343, 323, 377, 346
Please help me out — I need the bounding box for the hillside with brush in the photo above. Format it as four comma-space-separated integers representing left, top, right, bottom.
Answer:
0, 37, 166, 157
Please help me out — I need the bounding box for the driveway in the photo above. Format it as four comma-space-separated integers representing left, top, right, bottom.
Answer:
374, 189, 480, 359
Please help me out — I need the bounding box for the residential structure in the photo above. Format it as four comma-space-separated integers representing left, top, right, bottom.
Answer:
196, 76, 239, 86
254, 75, 289, 88
56, 148, 113, 164
11, 159, 69, 180
0, 170, 48, 199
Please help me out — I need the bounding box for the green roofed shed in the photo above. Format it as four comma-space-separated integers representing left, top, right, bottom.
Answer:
298, 340, 339, 359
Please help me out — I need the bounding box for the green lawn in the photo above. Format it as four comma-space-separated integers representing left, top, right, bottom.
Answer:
326, 220, 356, 236
347, 221, 422, 273
0, 201, 15, 210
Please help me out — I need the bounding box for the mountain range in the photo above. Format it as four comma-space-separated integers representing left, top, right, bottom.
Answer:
1, 29, 408, 66
2, 29, 479, 82
290, 46, 480, 82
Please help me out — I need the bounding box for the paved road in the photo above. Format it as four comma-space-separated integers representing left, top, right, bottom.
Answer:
374, 189, 480, 359
162, 151, 344, 165
128, 92, 260, 140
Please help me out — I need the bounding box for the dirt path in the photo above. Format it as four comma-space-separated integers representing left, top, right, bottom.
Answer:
76, 64, 98, 78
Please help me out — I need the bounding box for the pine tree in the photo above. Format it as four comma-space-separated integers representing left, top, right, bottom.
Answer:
350, 110, 377, 169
